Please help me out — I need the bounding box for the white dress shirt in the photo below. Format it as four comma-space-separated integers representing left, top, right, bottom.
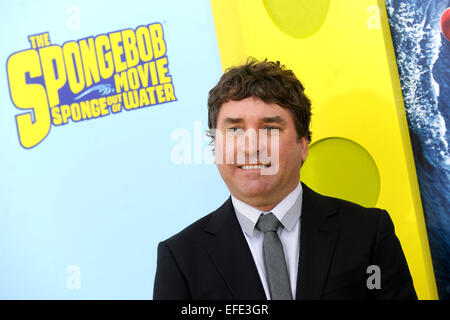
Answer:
231, 182, 303, 300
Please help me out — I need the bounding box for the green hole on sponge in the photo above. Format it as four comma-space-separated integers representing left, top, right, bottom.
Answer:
301, 137, 380, 207
263, 0, 331, 38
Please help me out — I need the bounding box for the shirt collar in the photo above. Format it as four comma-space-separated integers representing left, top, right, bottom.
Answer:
232, 182, 303, 237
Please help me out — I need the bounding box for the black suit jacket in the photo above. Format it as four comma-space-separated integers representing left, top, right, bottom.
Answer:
153, 183, 417, 299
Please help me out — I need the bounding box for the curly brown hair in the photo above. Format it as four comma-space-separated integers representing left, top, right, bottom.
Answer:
207, 57, 312, 143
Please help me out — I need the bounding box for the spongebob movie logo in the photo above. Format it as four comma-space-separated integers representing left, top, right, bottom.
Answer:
6, 23, 176, 149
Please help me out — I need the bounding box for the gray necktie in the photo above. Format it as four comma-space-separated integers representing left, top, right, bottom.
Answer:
256, 213, 293, 300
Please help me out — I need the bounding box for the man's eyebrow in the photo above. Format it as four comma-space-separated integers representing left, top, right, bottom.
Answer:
221, 117, 244, 125
221, 116, 287, 125
262, 116, 286, 124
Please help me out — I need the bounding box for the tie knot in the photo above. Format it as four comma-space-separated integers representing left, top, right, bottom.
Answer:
256, 213, 281, 233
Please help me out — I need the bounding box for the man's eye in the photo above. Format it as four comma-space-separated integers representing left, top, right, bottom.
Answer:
226, 127, 242, 133
263, 126, 279, 131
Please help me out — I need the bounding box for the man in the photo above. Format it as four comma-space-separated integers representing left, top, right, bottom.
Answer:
153, 58, 417, 300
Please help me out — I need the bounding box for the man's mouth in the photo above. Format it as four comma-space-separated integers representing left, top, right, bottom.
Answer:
238, 164, 270, 170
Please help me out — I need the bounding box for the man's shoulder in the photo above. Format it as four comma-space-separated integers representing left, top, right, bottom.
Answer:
304, 184, 393, 246
165, 213, 212, 242
327, 193, 384, 215
159, 197, 231, 249
304, 183, 387, 225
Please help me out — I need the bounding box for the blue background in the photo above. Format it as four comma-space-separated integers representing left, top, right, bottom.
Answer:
0, 0, 227, 298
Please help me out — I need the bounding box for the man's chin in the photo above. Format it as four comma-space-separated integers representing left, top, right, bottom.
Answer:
235, 187, 273, 204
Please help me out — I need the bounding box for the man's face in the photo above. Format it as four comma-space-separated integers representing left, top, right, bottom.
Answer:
214, 96, 308, 211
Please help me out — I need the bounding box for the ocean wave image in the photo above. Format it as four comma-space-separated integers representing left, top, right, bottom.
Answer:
386, 0, 450, 299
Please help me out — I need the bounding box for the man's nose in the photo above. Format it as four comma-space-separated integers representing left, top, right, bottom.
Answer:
247, 130, 259, 154
236, 128, 264, 163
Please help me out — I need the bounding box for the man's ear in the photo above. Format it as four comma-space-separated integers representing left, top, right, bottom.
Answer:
299, 136, 308, 163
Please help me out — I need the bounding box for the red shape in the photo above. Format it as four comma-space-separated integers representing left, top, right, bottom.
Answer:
442, 8, 450, 41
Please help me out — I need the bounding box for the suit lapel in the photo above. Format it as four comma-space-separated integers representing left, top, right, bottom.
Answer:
296, 183, 341, 299
203, 197, 266, 300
